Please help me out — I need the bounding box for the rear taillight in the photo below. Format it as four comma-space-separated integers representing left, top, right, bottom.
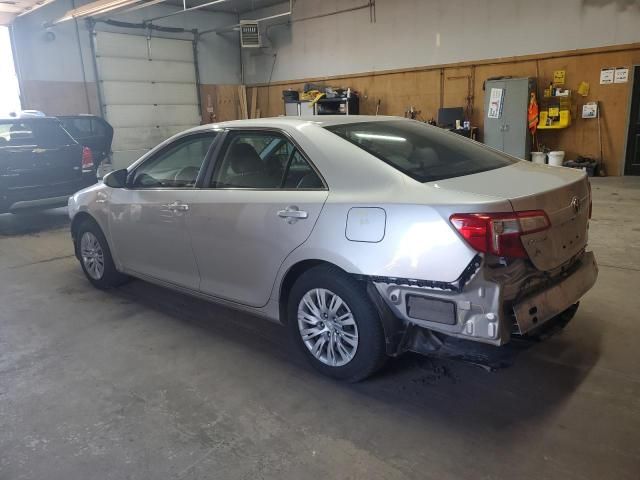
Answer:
82, 146, 94, 170
450, 210, 550, 259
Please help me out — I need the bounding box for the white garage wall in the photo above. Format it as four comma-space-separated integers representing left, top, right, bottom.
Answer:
95, 31, 202, 167
241, 0, 640, 84
11, 0, 241, 86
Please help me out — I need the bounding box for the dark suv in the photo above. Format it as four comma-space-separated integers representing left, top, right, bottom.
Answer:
0, 117, 97, 214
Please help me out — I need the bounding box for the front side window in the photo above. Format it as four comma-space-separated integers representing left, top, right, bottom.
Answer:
129, 133, 217, 188
211, 131, 323, 189
326, 120, 517, 182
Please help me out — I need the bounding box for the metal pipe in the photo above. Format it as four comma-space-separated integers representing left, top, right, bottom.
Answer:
146, 0, 228, 22
192, 35, 203, 123
72, 0, 93, 113
87, 19, 106, 118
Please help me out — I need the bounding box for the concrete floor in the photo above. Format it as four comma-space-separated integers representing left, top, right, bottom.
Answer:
1, 177, 639, 480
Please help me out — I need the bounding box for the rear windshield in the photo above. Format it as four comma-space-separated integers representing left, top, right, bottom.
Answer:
0, 119, 75, 148
58, 116, 111, 140
325, 120, 517, 182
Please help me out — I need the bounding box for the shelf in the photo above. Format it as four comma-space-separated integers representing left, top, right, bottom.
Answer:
537, 110, 571, 130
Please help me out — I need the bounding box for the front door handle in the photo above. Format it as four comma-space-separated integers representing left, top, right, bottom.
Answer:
164, 201, 190, 212
278, 206, 308, 223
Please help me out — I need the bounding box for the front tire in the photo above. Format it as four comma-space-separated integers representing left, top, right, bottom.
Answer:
76, 220, 129, 289
288, 265, 387, 382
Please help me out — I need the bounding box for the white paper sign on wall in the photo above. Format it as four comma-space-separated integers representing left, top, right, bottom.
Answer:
582, 102, 598, 119
487, 88, 504, 119
614, 67, 629, 84
600, 68, 615, 85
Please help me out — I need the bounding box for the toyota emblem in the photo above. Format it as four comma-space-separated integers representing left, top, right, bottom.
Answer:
570, 196, 581, 213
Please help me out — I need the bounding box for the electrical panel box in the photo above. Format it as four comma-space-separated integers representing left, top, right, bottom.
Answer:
484, 78, 536, 160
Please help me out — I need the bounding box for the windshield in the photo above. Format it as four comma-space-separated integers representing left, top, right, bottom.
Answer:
325, 120, 518, 182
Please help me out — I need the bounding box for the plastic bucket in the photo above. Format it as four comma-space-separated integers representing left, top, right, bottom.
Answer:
548, 151, 565, 167
531, 152, 546, 164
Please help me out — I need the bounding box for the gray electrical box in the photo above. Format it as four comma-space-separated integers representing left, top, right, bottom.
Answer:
483, 77, 536, 160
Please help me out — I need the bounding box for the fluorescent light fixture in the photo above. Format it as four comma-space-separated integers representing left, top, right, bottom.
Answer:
101, 0, 168, 16
354, 133, 407, 142
50, 0, 147, 25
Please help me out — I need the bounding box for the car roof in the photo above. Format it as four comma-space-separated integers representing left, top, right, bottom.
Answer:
185, 115, 405, 133
0, 116, 60, 122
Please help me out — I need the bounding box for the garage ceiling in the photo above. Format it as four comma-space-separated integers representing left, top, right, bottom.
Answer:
1, 0, 286, 25
0, 0, 54, 25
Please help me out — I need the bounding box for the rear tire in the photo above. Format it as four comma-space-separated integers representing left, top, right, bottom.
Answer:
76, 219, 129, 289
287, 265, 387, 382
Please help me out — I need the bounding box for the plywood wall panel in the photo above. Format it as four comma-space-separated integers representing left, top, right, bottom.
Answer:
200, 84, 239, 123
21, 80, 99, 116
201, 45, 640, 175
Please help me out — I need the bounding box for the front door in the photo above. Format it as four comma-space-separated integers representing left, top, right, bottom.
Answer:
187, 129, 328, 307
109, 132, 218, 290
625, 66, 640, 175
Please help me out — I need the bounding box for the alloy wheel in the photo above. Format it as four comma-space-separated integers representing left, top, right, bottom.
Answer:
80, 231, 105, 280
297, 288, 359, 367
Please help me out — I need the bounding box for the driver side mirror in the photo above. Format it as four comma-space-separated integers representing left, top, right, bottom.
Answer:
103, 168, 128, 189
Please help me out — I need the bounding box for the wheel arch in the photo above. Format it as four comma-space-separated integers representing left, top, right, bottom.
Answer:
70, 211, 99, 259
278, 258, 407, 357
278, 259, 342, 324
70, 211, 115, 266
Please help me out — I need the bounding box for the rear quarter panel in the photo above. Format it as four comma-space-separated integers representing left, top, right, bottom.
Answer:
273, 182, 515, 301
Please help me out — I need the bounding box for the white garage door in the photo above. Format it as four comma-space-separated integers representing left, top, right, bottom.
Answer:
94, 32, 200, 168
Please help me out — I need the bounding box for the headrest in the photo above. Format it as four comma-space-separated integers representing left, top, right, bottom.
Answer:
229, 143, 263, 174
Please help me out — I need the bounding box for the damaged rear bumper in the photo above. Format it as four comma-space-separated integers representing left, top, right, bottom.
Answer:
371, 251, 598, 349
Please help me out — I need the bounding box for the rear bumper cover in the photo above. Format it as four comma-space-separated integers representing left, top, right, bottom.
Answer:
512, 252, 597, 334
373, 251, 598, 347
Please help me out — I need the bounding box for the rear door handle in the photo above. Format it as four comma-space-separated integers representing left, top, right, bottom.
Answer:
278, 206, 308, 223
164, 201, 189, 212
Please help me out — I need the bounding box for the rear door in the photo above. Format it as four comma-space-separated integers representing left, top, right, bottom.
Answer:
187, 129, 328, 307
0, 118, 82, 192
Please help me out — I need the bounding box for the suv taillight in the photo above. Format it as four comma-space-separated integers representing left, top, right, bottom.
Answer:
450, 210, 550, 259
82, 146, 94, 170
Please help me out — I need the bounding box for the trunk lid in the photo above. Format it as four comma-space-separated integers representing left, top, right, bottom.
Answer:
435, 161, 590, 271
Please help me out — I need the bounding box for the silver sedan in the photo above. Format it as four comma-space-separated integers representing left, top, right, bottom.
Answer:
68, 116, 598, 381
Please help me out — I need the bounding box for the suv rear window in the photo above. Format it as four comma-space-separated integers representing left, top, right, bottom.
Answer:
325, 120, 517, 182
58, 116, 110, 140
0, 119, 75, 148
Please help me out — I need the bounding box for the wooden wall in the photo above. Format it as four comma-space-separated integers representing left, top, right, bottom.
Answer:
203, 43, 640, 176
21, 80, 99, 116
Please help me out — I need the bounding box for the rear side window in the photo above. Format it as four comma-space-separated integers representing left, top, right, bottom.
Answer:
325, 120, 517, 182
0, 119, 75, 148
210, 131, 323, 189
